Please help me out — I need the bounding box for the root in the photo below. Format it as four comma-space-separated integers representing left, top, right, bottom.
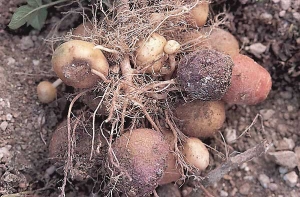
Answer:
193, 140, 270, 187
60, 89, 92, 197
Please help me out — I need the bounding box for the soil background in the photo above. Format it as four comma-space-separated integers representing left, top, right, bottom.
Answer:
0, 0, 300, 196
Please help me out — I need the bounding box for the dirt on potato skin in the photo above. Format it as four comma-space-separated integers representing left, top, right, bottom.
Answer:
0, 0, 300, 197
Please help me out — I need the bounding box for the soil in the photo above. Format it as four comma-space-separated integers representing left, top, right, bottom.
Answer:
0, 0, 300, 197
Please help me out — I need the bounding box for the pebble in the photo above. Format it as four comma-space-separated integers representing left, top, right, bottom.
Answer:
277, 124, 288, 133
225, 127, 237, 143
283, 171, 298, 187
276, 138, 295, 151
280, 91, 293, 99
239, 183, 250, 195
7, 57, 16, 66
19, 36, 34, 50
287, 105, 294, 112
272, 0, 280, 3
6, 113, 13, 121
267, 151, 297, 169
279, 10, 286, 17
258, 174, 270, 188
297, 38, 300, 45
279, 166, 288, 174
230, 188, 238, 196
0, 121, 8, 131
0, 145, 12, 161
260, 13, 273, 23
280, 0, 291, 10
259, 109, 275, 120
268, 183, 278, 191
293, 12, 300, 21
32, 60, 40, 66
220, 190, 228, 197
249, 43, 267, 56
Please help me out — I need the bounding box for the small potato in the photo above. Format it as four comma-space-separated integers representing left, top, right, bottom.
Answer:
164, 40, 181, 55
182, 137, 209, 171
135, 33, 167, 74
175, 100, 226, 138
222, 54, 272, 105
159, 130, 182, 185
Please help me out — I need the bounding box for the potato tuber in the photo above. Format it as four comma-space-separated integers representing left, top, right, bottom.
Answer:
181, 137, 209, 171
52, 40, 109, 88
111, 128, 169, 196
175, 100, 226, 138
177, 49, 233, 100
222, 54, 272, 105
135, 33, 167, 74
159, 130, 182, 185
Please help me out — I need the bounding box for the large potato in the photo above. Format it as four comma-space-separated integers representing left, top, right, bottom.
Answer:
175, 100, 226, 138
222, 54, 272, 105
159, 130, 182, 185
111, 128, 169, 196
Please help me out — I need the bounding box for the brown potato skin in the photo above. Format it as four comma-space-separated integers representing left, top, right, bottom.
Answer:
175, 100, 226, 138
37, 81, 57, 103
52, 40, 109, 88
205, 28, 240, 57
181, 28, 239, 57
111, 128, 169, 196
222, 54, 272, 105
189, 2, 209, 27
158, 130, 182, 185
181, 137, 209, 170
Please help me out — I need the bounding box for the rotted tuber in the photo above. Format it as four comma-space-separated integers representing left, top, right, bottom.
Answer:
51, 40, 109, 88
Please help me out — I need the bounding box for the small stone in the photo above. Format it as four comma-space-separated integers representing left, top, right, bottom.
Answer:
6, 113, 13, 121
32, 60, 40, 66
220, 190, 228, 197
293, 12, 300, 21
7, 57, 16, 66
0, 145, 12, 161
259, 109, 275, 120
230, 188, 238, 196
225, 128, 237, 143
297, 38, 300, 45
260, 13, 273, 21
279, 167, 288, 174
268, 183, 278, 191
19, 36, 34, 50
249, 43, 267, 56
283, 171, 298, 187
287, 105, 294, 112
258, 174, 270, 188
239, 183, 250, 195
280, 91, 292, 99
267, 151, 297, 169
279, 10, 286, 17
0, 121, 8, 131
276, 138, 295, 151
277, 124, 288, 133
272, 0, 280, 3
281, 0, 291, 10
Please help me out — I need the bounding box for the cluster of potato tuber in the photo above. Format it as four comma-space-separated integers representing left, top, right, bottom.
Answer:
42, 1, 272, 196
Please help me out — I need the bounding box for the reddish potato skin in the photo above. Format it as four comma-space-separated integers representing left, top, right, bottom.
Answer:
222, 54, 272, 105
111, 129, 169, 196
